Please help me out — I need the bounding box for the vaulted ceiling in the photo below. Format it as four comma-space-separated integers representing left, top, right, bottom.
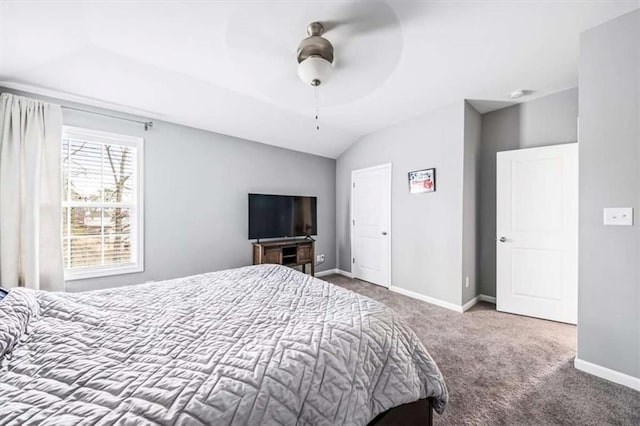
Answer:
1, 1, 637, 158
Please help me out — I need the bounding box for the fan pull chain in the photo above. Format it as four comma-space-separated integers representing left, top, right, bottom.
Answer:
314, 84, 320, 130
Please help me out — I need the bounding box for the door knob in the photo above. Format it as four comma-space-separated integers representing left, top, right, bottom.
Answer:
499, 237, 507, 242
382, 231, 388, 236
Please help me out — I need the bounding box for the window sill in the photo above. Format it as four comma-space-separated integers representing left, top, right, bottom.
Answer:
64, 264, 144, 281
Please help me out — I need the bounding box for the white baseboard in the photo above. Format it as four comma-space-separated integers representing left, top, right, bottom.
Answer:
574, 357, 640, 391
460, 294, 497, 312
315, 269, 353, 278
320, 273, 494, 314
315, 269, 338, 277
389, 286, 464, 313
336, 269, 354, 278
388, 287, 497, 314
462, 295, 480, 312
479, 294, 496, 304
461, 294, 496, 311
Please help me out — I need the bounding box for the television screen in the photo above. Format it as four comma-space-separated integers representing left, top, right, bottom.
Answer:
248, 194, 317, 239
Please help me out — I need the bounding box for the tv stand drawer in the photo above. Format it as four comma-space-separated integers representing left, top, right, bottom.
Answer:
297, 245, 312, 263
264, 249, 282, 264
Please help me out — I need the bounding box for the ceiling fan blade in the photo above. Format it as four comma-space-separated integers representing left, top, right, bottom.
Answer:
228, 25, 293, 59
322, 2, 402, 37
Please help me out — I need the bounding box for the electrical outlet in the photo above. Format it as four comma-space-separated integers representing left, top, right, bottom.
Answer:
465, 276, 470, 288
603, 208, 633, 226
316, 254, 325, 264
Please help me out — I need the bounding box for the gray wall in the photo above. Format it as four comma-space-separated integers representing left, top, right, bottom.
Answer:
1, 87, 336, 292
578, 10, 639, 379
336, 102, 467, 305
479, 88, 578, 297
462, 103, 482, 304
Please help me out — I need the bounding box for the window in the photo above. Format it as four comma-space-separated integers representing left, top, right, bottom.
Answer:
62, 126, 144, 280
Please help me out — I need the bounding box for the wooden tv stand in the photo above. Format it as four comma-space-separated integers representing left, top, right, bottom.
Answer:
252, 238, 315, 276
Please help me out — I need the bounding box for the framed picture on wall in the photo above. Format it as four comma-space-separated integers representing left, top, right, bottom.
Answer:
408, 168, 436, 194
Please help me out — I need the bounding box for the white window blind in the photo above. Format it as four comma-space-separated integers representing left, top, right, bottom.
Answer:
62, 126, 144, 280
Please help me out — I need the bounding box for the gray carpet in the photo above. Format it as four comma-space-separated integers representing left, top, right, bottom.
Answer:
321, 274, 640, 425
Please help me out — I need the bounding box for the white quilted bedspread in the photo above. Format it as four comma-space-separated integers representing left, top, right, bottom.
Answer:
0, 264, 448, 425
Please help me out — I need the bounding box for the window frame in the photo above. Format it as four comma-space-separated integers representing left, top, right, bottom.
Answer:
62, 125, 145, 281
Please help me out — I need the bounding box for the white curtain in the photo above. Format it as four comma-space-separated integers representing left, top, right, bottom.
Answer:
0, 93, 64, 291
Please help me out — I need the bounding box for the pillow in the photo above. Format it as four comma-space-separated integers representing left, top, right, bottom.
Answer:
0, 288, 39, 358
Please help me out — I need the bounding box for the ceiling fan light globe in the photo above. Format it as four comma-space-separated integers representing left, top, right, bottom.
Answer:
298, 56, 333, 86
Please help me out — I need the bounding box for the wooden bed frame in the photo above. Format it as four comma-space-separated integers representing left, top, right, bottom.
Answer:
368, 398, 433, 426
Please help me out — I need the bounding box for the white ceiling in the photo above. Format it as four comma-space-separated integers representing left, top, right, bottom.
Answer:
1, 1, 638, 158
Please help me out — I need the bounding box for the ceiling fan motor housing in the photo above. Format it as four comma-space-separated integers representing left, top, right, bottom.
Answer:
297, 22, 334, 86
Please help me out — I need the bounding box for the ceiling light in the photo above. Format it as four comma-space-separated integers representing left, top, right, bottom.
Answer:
297, 22, 334, 86
298, 55, 333, 86
510, 89, 526, 99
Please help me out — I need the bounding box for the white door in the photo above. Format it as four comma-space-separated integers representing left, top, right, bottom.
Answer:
351, 163, 391, 287
496, 144, 578, 324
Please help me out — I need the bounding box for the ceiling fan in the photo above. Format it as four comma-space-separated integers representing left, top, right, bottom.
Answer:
225, 2, 405, 129
296, 22, 334, 87
294, 1, 403, 89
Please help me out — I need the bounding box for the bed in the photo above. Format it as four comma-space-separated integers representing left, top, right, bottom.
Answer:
0, 264, 448, 425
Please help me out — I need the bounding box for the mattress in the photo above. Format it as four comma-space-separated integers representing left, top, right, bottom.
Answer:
0, 264, 448, 425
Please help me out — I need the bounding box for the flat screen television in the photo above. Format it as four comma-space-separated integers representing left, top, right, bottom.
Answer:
248, 194, 317, 240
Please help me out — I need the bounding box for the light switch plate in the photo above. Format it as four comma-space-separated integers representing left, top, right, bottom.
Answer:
603, 208, 633, 226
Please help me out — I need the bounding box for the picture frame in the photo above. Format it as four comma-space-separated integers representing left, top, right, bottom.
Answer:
408, 168, 436, 194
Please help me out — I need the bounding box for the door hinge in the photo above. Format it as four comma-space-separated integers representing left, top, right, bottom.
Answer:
352, 182, 355, 188
352, 258, 355, 264
352, 219, 355, 226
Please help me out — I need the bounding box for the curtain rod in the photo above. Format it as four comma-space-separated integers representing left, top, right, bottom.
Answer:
61, 106, 154, 131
